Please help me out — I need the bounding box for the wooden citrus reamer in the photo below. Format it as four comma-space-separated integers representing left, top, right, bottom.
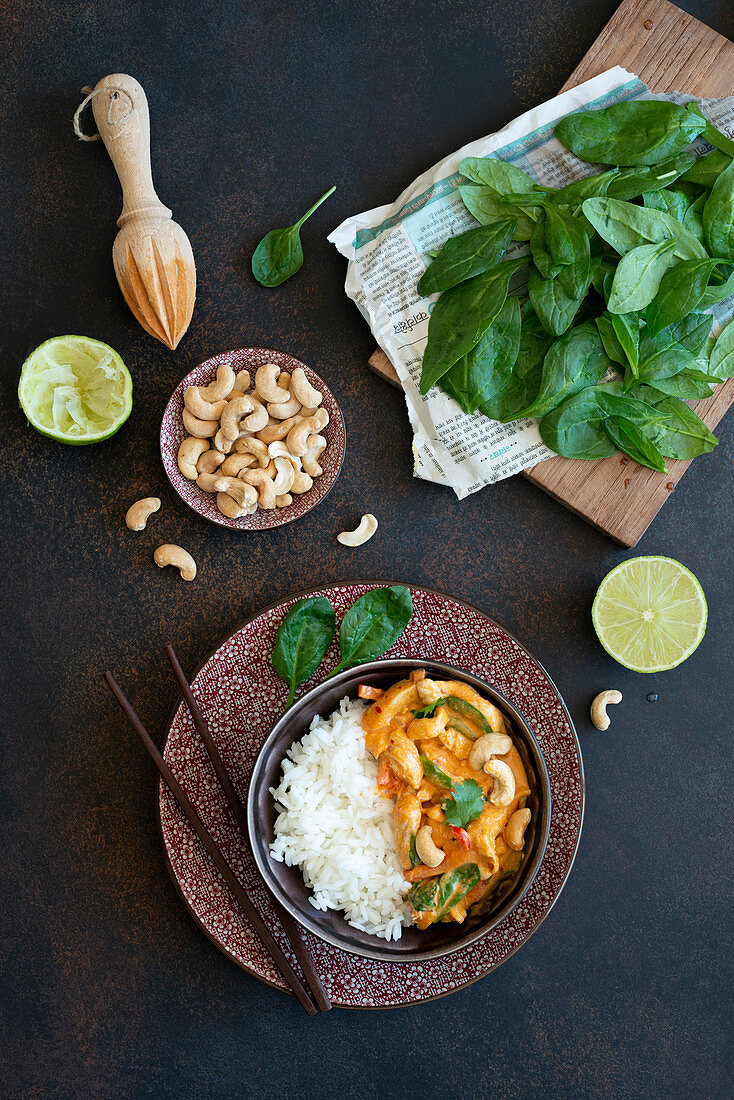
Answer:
85, 73, 196, 350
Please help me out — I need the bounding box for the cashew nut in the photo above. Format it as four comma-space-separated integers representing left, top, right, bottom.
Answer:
197, 449, 225, 474
286, 416, 322, 457
290, 367, 322, 408
484, 759, 516, 806
182, 408, 219, 438
313, 407, 329, 430
241, 395, 270, 432
184, 387, 226, 422
154, 544, 196, 581
216, 492, 248, 519
230, 369, 251, 393
125, 496, 161, 531
256, 417, 298, 444
415, 825, 444, 868
242, 467, 277, 509
272, 456, 295, 496
217, 477, 257, 508
590, 690, 623, 730
255, 363, 290, 404
302, 434, 327, 477
468, 732, 513, 772
220, 453, 256, 476
177, 437, 209, 480
337, 514, 378, 547
268, 440, 294, 461
199, 364, 235, 401
220, 395, 255, 441
275, 493, 293, 508
505, 808, 531, 851
290, 470, 313, 495
196, 472, 230, 493
267, 393, 302, 419
235, 437, 270, 467
214, 427, 235, 454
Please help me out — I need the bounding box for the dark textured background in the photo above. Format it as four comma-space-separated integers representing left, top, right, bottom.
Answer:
1, 1, 732, 1097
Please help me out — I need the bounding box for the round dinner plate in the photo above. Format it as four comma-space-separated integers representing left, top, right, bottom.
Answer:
160, 348, 345, 530
158, 584, 585, 1009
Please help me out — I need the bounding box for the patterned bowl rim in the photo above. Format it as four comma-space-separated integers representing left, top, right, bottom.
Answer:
156, 581, 585, 1009
158, 348, 345, 531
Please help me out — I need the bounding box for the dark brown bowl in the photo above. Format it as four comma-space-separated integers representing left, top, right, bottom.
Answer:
247, 658, 551, 963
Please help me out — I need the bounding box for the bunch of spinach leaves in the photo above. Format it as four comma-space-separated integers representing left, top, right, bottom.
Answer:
417, 99, 734, 472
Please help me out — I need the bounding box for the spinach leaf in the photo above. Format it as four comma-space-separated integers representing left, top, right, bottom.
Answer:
646, 369, 717, 399
272, 597, 336, 706
417, 220, 516, 295
699, 268, 734, 308
608, 154, 696, 201
420, 756, 454, 789
420, 259, 526, 394
440, 297, 521, 413
551, 169, 620, 205
682, 192, 706, 242
636, 340, 697, 386
604, 417, 668, 472
643, 187, 691, 221
702, 156, 734, 262
331, 586, 413, 673
708, 319, 734, 380
481, 314, 554, 422
680, 149, 731, 187
458, 185, 536, 240
596, 311, 641, 374
539, 384, 666, 460
251, 186, 335, 287
646, 258, 723, 335
432, 864, 481, 922
545, 205, 593, 298
606, 238, 676, 314
441, 780, 485, 828
630, 384, 719, 459
529, 212, 561, 280
443, 697, 494, 738
554, 100, 706, 166
683, 103, 734, 158
515, 321, 611, 418
409, 833, 421, 869
657, 311, 713, 356
407, 878, 440, 912
459, 157, 549, 194
582, 198, 707, 260
527, 264, 586, 336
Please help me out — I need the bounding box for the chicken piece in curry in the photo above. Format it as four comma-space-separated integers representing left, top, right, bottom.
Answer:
360, 670, 532, 929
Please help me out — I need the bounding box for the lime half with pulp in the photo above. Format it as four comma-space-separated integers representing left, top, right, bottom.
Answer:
18, 335, 132, 445
592, 556, 707, 673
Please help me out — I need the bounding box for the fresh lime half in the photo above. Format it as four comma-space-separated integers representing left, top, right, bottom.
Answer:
18, 335, 132, 445
592, 556, 707, 673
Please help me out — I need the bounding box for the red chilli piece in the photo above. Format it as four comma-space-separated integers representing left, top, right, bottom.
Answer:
452, 826, 471, 851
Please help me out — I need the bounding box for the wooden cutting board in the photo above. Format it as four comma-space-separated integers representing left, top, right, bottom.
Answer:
367, 0, 734, 546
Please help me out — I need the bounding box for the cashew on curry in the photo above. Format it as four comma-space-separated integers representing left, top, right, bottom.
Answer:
360, 671, 532, 929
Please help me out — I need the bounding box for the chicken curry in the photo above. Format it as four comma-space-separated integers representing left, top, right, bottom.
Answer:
360, 670, 532, 929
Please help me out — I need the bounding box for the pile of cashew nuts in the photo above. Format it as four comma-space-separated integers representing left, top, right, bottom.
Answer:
176, 362, 329, 518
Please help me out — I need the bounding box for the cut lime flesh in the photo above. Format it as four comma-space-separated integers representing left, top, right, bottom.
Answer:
18, 336, 132, 445
592, 556, 707, 673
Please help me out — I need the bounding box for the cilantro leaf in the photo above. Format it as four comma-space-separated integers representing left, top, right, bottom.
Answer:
412, 697, 448, 720
442, 779, 485, 828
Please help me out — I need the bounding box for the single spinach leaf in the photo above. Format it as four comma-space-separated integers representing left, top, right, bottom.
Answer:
440, 297, 521, 413
582, 198, 707, 260
551, 169, 620, 205
680, 149, 731, 187
432, 864, 482, 921
529, 212, 561, 280
417, 219, 516, 295
702, 156, 734, 261
458, 185, 536, 240
682, 192, 706, 242
643, 187, 691, 221
515, 320, 611, 418
527, 264, 586, 336
555, 101, 706, 166
459, 157, 549, 194
407, 877, 440, 912
539, 384, 666, 459
657, 311, 713, 356
597, 311, 641, 374
608, 154, 697, 201
420, 258, 526, 394
481, 314, 554, 422
332, 586, 413, 672
699, 268, 734, 308
709, 319, 734, 379
420, 756, 454, 789
647, 369, 717, 399
442, 780, 485, 828
545, 205, 593, 297
251, 186, 336, 287
630, 384, 718, 458
684, 103, 734, 158
636, 340, 697, 386
646, 258, 723, 335
409, 833, 421, 868
606, 238, 677, 314
605, 417, 668, 472
272, 597, 336, 706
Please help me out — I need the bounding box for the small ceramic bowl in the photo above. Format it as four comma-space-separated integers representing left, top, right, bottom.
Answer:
160, 348, 345, 530
247, 658, 551, 963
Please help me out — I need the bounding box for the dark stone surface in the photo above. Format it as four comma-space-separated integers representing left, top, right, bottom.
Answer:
0, 1, 732, 1097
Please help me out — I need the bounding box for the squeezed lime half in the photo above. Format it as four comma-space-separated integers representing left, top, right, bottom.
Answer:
592, 556, 707, 673
18, 335, 132, 444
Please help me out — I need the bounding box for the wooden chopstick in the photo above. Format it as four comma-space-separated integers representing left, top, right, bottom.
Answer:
103, 671, 319, 1016
164, 644, 331, 1014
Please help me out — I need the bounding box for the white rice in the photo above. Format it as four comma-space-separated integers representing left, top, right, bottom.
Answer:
269, 696, 412, 940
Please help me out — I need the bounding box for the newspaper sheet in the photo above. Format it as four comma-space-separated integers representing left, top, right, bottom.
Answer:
329, 67, 734, 498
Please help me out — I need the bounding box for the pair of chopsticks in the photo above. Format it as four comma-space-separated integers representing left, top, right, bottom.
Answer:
104, 644, 331, 1015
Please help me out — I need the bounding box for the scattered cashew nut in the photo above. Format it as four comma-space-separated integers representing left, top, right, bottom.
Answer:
177, 437, 209, 480
505, 808, 531, 851
125, 497, 161, 531
590, 690, 623, 730
290, 367, 322, 408
468, 732, 513, 772
154, 544, 197, 581
337, 514, 378, 547
484, 758, 516, 806
415, 825, 444, 868
255, 363, 290, 404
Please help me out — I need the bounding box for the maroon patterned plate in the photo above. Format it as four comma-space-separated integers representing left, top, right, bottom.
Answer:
158, 584, 584, 1008
160, 348, 345, 529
